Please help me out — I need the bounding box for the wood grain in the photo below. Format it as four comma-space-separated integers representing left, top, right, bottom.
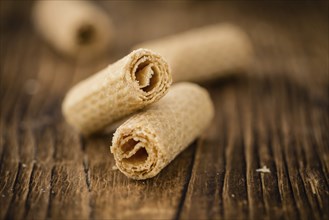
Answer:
0, 1, 328, 220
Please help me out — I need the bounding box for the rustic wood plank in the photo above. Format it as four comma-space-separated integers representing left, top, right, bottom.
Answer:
221, 87, 249, 220
179, 85, 228, 219
0, 108, 20, 220
268, 81, 299, 220
4, 31, 41, 220
5, 119, 35, 220
84, 134, 196, 219
24, 127, 54, 220
35, 68, 91, 220
292, 90, 329, 220
239, 80, 266, 219
278, 83, 314, 220
310, 103, 329, 186
2, 29, 92, 219
0, 30, 37, 220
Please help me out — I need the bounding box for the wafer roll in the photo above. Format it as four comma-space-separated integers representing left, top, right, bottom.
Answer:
32, 0, 113, 58
62, 49, 172, 135
111, 82, 214, 180
134, 24, 253, 82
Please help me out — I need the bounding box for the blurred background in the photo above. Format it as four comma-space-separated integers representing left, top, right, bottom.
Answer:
1, 1, 328, 86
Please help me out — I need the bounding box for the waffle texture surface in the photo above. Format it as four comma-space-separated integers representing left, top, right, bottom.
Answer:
62, 49, 172, 134
134, 24, 253, 82
111, 82, 214, 180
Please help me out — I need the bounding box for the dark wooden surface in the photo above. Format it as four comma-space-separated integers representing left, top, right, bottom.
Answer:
1, 1, 328, 220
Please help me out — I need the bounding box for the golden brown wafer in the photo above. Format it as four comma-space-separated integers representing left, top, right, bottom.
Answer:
62, 49, 172, 135
111, 82, 214, 179
32, 0, 113, 58
134, 24, 253, 82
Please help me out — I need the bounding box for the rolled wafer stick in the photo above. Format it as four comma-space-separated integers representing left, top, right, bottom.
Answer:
32, 0, 113, 58
62, 49, 172, 135
111, 82, 214, 180
134, 24, 253, 82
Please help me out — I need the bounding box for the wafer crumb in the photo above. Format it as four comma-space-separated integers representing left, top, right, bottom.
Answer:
112, 165, 118, 170
256, 165, 271, 173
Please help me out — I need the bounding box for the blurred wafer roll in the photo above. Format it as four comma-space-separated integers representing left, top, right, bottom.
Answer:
32, 0, 113, 58
134, 24, 253, 82
62, 49, 172, 135
111, 82, 214, 180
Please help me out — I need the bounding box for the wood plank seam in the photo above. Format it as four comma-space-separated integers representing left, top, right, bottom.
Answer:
23, 162, 36, 217
80, 136, 93, 220
276, 82, 301, 218
219, 110, 228, 219
174, 142, 197, 220
278, 133, 300, 219
237, 105, 251, 219
45, 166, 55, 219
80, 137, 91, 192
299, 96, 328, 218
4, 162, 22, 219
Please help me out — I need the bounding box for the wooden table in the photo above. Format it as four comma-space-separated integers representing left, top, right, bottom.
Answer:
1, 1, 328, 219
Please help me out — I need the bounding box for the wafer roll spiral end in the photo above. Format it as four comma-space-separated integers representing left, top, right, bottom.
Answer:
62, 49, 172, 135
111, 82, 214, 180
32, 0, 113, 58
